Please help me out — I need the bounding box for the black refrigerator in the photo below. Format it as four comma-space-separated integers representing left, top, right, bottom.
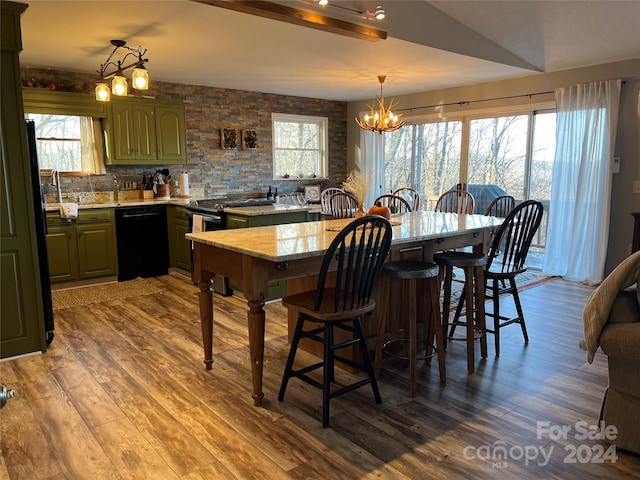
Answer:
26, 120, 55, 345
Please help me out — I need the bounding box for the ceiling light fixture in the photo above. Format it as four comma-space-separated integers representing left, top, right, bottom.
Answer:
318, 0, 328, 6
95, 39, 149, 102
355, 75, 405, 134
367, 6, 385, 20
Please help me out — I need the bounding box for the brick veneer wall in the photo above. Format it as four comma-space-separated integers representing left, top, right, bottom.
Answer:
21, 67, 348, 198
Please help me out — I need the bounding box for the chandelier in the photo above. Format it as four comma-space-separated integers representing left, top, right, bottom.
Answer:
355, 75, 405, 134
95, 40, 149, 102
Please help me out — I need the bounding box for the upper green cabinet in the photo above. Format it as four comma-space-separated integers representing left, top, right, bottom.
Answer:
103, 97, 187, 165
155, 105, 187, 163
108, 101, 156, 162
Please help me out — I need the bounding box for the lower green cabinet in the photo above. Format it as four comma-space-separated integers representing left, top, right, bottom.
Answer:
167, 206, 192, 271
226, 211, 307, 228
46, 225, 79, 282
46, 209, 117, 283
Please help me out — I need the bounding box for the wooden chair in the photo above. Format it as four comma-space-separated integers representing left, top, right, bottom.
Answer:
484, 195, 515, 217
374, 194, 412, 214
445, 200, 544, 356
320, 187, 344, 215
278, 216, 393, 427
483, 200, 544, 355
328, 192, 358, 218
435, 189, 475, 214
434, 251, 488, 374
393, 187, 421, 211
374, 261, 445, 396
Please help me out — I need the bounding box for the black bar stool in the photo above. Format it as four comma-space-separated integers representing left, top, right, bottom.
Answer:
374, 261, 446, 396
434, 251, 488, 374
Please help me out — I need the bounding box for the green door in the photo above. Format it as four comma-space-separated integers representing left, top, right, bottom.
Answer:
133, 104, 156, 162
0, 1, 47, 358
110, 103, 136, 161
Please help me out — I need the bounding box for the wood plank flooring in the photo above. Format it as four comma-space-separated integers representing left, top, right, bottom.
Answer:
1, 273, 639, 479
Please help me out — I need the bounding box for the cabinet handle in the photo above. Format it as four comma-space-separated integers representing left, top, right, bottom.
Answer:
399, 246, 422, 254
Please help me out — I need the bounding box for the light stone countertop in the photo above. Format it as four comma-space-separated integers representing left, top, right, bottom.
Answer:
187, 211, 504, 262
45, 197, 196, 212
223, 204, 313, 216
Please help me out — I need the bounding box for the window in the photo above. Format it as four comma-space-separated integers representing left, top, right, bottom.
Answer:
272, 113, 328, 179
25, 113, 105, 175
382, 107, 556, 267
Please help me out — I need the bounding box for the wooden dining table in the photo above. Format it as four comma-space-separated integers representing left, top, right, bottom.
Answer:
187, 211, 504, 406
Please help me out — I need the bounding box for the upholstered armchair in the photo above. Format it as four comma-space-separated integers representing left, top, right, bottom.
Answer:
582, 251, 640, 454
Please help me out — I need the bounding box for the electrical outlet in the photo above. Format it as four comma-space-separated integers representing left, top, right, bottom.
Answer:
634, 181, 640, 194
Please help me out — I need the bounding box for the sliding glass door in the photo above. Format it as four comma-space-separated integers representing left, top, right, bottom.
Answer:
382, 109, 556, 266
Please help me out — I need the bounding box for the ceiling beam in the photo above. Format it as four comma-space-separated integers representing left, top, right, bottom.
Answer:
192, 0, 387, 42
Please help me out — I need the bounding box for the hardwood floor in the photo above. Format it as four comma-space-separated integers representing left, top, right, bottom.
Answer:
1, 273, 639, 479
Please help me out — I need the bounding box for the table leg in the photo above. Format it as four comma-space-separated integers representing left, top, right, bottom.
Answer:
243, 256, 269, 407
198, 278, 214, 370
247, 299, 266, 406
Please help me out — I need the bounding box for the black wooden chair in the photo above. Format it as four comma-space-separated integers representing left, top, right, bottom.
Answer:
484, 200, 544, 355
447, 200, 544, 356
279, 215, 393, 427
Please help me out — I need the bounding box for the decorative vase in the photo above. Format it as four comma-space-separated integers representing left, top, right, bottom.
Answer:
355, 201, 366, 218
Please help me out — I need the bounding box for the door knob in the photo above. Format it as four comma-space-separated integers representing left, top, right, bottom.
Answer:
0, 385, 15, 408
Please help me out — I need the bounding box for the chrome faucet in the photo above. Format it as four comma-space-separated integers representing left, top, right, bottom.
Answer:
51, 170, 62, 203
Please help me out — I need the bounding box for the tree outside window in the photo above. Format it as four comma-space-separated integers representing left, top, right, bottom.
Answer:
272, 113, 328, 179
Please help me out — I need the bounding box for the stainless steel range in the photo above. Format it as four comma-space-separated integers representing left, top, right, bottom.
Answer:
185, 197, 275, 294
187, 196, 274, 221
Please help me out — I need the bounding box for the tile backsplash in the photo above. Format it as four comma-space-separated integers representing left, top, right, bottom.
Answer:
23, 67, 348, 200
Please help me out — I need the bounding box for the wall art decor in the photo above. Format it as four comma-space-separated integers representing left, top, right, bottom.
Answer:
221, 128, 238, 149
242, 129, 258, 149
304, 185, 321, 202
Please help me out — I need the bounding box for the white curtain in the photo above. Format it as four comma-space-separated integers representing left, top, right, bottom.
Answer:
360, 129, 385, 208
80, 118, 106, 175
542, 79, 621, 284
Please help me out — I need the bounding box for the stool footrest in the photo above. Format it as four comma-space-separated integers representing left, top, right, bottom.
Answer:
382, 338, 438, 361
443, 322, 483, 341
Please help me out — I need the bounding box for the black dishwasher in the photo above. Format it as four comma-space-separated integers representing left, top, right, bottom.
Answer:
115, 205, 169, 281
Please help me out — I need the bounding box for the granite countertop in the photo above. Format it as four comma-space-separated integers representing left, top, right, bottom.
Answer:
223, 204, 313, 216
44, 197, 195, 212
187, 211, 505, 262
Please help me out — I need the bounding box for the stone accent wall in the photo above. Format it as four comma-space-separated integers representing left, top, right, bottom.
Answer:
22, 67, 348, 199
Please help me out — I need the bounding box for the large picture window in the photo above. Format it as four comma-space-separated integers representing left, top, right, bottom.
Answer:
272, 113, 328, 179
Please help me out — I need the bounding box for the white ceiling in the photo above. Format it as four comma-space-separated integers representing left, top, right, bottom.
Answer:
18, 0, 640, 102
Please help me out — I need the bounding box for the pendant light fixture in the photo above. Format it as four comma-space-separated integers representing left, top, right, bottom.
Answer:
355, 75, 405, 134
95, 39, 149, 102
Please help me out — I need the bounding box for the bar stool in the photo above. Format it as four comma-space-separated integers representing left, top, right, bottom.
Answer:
434, 251, 487, 374
374, 261, 446, 396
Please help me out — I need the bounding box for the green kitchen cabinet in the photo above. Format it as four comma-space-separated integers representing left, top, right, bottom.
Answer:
155, 105, 187, 163
46, 208, 117, 283
46, 224, 79, 282
103, 97, 187, 166
108, 101, 156, 163
225, 210, 307, 300
167, 205, 191, 272
226, 211, 307, 229
76, 221, 117, 278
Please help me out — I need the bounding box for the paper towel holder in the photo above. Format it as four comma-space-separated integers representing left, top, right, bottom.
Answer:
176, 170, 191, 198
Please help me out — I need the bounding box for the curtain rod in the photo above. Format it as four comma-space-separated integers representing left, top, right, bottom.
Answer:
398, 80, 626, 113
397, 90, 554, 113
